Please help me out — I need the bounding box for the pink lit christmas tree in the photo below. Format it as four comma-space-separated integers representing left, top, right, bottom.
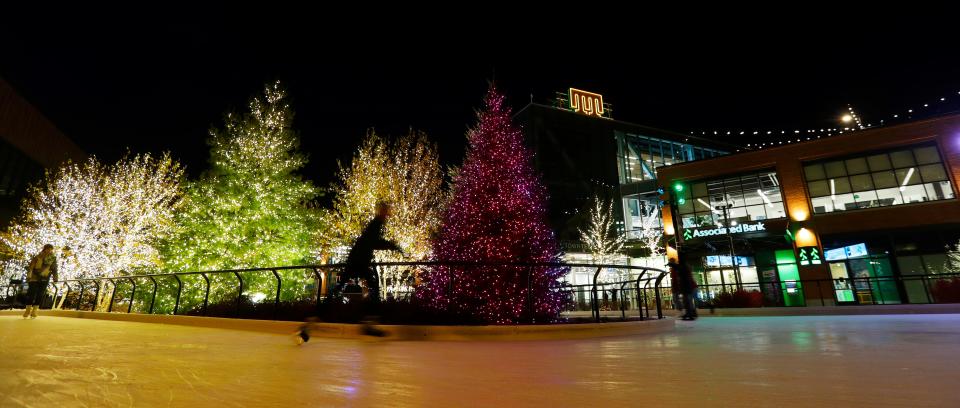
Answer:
417, 86, 567, 324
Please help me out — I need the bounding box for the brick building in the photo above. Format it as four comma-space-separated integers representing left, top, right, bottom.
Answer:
657, 114, 960, 306
0, 77, 85, 226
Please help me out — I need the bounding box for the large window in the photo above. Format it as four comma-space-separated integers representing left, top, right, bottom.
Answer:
804, 144, 955, 214
623, 194, 662, 239
676, 170, 787, 229
617, 132, 726, 183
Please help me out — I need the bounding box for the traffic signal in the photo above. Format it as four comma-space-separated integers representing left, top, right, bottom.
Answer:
672, 181, 685, 193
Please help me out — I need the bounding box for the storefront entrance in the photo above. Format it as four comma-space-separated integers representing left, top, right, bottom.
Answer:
827, 257, 901, 304
824, 243, 901, 304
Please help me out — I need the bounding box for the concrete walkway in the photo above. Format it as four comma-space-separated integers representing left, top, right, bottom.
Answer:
2, 314, 959, 407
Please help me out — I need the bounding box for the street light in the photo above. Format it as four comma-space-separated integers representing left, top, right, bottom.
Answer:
841, 114, 853, 123
714, 200, 742, 290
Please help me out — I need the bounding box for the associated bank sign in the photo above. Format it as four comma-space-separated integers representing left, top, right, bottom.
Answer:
683, 222, 766, 240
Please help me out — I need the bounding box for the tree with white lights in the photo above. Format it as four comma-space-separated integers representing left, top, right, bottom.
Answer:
2, 153, 183, 307
322, 130, 445, 295
579, 194, 625, 264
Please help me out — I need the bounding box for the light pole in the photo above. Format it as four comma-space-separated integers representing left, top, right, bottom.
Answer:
715, 202, 742, 290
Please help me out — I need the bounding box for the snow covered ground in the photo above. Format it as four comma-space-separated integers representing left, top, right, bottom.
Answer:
2, 314, 959, 407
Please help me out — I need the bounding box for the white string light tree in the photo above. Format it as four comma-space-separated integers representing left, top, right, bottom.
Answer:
637, 205, 666, 272
579, 195, 627, 282
322, 130, 446, 298
2, 154, 184, 309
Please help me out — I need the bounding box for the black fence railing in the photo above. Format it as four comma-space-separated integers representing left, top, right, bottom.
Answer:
654, 273, 960, 309
24, 262, 668, 324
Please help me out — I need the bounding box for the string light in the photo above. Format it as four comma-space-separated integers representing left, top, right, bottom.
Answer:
691, 89, 960, 150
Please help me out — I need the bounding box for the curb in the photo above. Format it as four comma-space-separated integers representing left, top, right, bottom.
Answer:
0, 309, 675, 341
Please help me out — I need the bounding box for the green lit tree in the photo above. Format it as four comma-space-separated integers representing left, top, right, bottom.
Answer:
160, 81, 321, 310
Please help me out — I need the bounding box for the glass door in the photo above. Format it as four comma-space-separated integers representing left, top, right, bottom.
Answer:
829, 262, 855, 303
847, 258, 875, 304
847, 256, 902, 304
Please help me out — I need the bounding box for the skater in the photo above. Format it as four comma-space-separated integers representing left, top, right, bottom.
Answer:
336, 201, 404, 306
298, 202, 402, 343
669, 254, 698, 321
23, 244, 58, 319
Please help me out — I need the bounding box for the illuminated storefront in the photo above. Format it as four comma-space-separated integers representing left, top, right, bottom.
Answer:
658, 113, 960, 306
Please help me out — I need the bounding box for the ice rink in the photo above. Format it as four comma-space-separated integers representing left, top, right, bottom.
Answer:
2, 314, 959, 407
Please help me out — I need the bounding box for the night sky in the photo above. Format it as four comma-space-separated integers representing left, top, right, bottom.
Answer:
2, 13, 959, 186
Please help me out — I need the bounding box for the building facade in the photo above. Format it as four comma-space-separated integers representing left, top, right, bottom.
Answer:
514, 88, 737, 310
514, 89, 735, 248
658, 114, 960, 306
0, 78, 85, 226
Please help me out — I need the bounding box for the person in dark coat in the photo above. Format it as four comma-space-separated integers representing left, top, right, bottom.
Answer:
299, 202, 403, 343
669, 254, 698, 320
23, 244, 58, 319
336, 201, 403, 306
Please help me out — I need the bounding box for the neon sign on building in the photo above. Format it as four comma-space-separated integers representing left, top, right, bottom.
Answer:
568, 88, 606, 118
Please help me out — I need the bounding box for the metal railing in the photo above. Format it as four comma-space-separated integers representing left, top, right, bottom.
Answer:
37, 262, 669, 323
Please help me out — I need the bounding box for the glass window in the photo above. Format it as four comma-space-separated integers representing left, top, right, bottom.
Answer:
805, 144, 954, 214
746, 205, 767, 220
872, 170, 898, 189
890, 150, 916, 168
824, 161, 847, 178
867, 154, 892, 171
845, 158, 869, 175
831, 178, 852, 194
914, 146, 941, 164
923, 254, 949, 274
901, 184, 928, 203
850, 174, 875, 192
691, 182, 708, 198
728, 207, 748, 222
761, 185, 783, 203
919, 163, 948, 182
808, 180, 830, 197
744, 189, 764, 206
804, 164, 825, 181
696, 213, 718, 227
726, 189, 745, 208
679, 169, 786, 237
875, 187, 903, 206
853, 190, 879, 209
897, 255, 926, 275
766, 201, 786, 219
925, 181, 955, 201
896, 167, 921, 186
832, 193, 856, 211
677, 197, 694, 214
811, 196, 834, 214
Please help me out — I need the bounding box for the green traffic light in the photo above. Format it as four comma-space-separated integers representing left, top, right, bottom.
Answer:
677, 197, 686, 205
673, 182, 685, 192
